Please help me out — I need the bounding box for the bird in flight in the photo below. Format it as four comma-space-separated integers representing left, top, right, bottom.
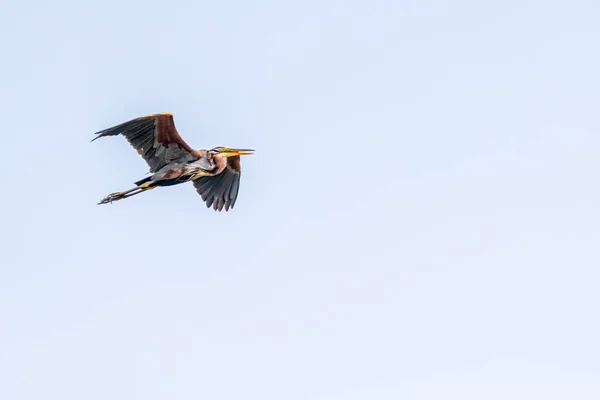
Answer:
91, 112, 254, 211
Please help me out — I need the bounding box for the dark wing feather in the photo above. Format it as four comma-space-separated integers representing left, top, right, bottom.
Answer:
91, 112, 199, 172
192, 156, 242, 212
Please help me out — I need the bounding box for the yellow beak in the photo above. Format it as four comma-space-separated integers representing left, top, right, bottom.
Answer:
227, 149, 255, 156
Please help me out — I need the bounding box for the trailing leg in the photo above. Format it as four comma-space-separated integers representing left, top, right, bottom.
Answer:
97, 179, 157, 205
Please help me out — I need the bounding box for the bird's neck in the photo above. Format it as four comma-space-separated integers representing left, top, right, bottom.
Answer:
212, 154, 229, 174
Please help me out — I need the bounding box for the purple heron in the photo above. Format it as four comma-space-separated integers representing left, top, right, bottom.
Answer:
91, 112, 254, 211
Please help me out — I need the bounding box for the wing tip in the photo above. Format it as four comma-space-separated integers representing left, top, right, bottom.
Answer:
90, 131, 107, 142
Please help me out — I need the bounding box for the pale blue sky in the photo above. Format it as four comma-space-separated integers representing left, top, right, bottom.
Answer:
1, 0, 599, 399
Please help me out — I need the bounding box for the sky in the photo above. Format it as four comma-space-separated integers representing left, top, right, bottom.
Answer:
1, 0, 599, 399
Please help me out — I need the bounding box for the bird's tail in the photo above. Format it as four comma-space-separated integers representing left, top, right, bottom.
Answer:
134, 176, 153, 186
97, 178, 157, 205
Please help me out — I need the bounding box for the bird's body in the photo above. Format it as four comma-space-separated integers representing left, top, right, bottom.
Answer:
91, 112, 253, 211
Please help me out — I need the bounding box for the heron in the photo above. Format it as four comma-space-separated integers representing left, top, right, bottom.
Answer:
91, 112, 254, 211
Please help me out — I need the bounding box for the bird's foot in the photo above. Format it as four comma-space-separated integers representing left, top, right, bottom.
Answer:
97, 192, 123, 205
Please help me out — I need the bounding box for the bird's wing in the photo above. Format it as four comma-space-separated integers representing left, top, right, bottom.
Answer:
91, 112, 199, 172
192, 156, 242, 211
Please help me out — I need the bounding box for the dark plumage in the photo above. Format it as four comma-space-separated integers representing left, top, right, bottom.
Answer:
92, 112, 254, 211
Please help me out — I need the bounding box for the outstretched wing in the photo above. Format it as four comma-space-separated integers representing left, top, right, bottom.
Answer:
91, 112, 200, 172
192, 156, 242, 212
